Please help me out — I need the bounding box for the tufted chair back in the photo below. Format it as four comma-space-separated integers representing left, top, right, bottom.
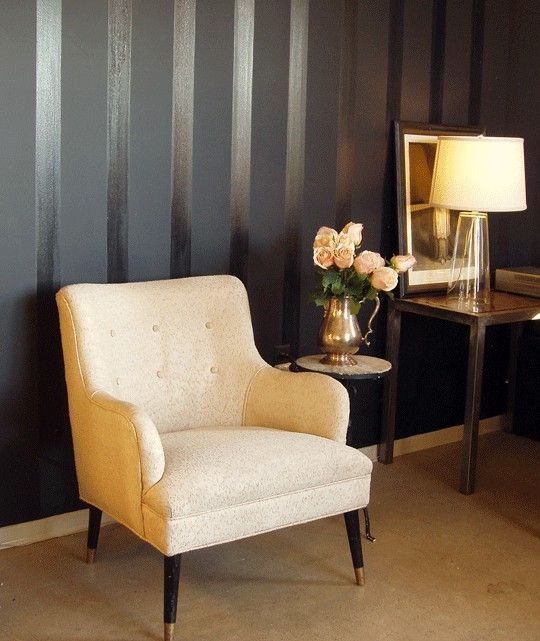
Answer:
57, 275, 266, 434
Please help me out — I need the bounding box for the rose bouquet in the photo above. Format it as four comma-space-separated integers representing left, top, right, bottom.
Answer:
312, 222, 416, 314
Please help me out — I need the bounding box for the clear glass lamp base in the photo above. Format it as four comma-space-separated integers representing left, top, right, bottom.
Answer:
447, 211, 491, 312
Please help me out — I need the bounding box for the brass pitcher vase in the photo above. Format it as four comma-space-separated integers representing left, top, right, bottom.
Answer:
318, 295, 380, 365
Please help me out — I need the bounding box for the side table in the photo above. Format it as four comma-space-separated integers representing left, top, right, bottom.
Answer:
293, 354, 392, 542
379, 291, 540, 495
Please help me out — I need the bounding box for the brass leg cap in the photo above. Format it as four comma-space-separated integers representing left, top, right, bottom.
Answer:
164, 622, 175, 641
86, 548, 96, 565
354, 567, 365, 586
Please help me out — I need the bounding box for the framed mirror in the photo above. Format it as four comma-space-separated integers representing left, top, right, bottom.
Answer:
394, 121, 484, 296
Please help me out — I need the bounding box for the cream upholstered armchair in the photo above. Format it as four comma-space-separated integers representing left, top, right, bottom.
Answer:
56, 275, 372, 641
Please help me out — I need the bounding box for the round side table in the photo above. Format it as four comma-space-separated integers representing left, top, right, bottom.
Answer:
294, 354, 391, 381
290, 354, 392, 543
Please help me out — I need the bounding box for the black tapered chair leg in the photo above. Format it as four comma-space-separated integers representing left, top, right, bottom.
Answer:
164, 554, 182, 641
344, 510, 365, 586
86, 505, 102, 564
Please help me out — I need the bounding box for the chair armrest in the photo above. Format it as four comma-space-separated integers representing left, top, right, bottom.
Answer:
243, 366, 350, 443
89, 391, 165, 490
74, 391, 165, 534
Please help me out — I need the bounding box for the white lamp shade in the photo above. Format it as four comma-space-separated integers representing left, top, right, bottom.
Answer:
430, 136, 527, 212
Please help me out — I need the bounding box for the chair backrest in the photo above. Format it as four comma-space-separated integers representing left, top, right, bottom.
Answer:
57, 275, 266, 433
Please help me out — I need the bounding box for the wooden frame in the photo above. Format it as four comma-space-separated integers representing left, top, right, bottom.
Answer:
394, 121, 484, 296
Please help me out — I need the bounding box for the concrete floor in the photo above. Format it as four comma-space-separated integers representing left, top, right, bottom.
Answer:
1, 431, 539, 641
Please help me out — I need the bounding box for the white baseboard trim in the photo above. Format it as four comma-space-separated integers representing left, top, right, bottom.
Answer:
0, 509, 113, 551
360, 414, 506, 461
1, 415, 505, 551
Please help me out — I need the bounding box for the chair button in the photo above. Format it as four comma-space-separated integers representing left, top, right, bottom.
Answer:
110, 330, 116, 337
116, 377, 121, 386
152, 325, 159, 332
210, 366, 218, 374
205, 322, 213, 329
157, 370, 163, 378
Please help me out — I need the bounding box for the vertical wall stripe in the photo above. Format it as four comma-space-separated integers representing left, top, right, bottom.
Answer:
36, 0, 62, 293
170, 0, 196, 279
382, 0, 404, 262
36, 0, 67, 473
386, 0, 404, 124
229, 0, 254, 281
335, 0, 357, 230
401, 0, 432, 121
191, 0, 234, 276
429, 0, 446, 123
442, 0, 472, 124
282, 0, 309, 351
107, 0, 132, 283
468, 0, 484, 125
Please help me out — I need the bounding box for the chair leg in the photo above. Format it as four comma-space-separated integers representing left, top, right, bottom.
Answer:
86, 506, 102, 564
164, 554, 182, 641
344, 510, 365, 586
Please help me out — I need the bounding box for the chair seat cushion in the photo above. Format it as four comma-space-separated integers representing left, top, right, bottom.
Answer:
141, 426, 372, 555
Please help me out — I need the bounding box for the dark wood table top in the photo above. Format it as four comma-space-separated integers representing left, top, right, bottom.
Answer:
392, 291, 540, 325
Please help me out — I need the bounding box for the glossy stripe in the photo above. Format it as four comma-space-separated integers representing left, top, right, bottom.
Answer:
107, 0, 132, 283
429, 0, 446, 123
170, 0, 196, 279
229, 0, 254, 281
282, 0, 308, 352
36, 0, 61, 292
468, 0, 484, 125
335, 0, 357, 229
35, 0, 65, 451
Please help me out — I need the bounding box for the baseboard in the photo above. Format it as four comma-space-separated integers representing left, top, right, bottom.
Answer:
1, 415, 505, 551
0, 509, 113, 551
360, 414, 506, 461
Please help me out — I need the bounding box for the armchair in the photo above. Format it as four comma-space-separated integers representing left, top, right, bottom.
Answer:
56, 275, 372, 641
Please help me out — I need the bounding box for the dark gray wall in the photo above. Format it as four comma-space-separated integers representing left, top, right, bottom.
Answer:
1, 0, 538, 526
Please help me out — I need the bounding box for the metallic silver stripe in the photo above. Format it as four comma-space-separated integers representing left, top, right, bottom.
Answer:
170, 0, 196, 278
336, 0, 357, 228
284, 0, 308, 235
107, 0, 132, 283
283, 0, 309, 346
229, 0, 254, 280
36, 0, 62, 290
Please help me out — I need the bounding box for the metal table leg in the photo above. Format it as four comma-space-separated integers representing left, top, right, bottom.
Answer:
460, 321, 486, 494
506, 322, 523, 433
379, 304, 401, 463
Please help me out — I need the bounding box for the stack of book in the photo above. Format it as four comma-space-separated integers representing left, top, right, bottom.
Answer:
495, 267, 540, 298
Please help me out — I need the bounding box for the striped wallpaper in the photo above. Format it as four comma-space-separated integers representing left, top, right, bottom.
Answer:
3, 0, 519, 527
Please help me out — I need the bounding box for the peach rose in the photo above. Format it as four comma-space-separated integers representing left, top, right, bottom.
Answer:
313, 227, 338, 248
391, 254, 417, 272
341, 222, 363, 246
353, 250, 385, 274
313, 246, 334, 269
370, 266, 399, 291
333, 233, 355, 269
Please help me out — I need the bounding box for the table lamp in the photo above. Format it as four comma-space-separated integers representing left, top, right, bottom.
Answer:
430, 136, 527, 310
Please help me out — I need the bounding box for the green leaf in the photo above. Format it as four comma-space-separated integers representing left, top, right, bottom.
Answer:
310, 291, 328, 307
349, 300, 361, 315
331, 281, 345, 296
365, 286, 379, 300
347, 281, 368, 300
321, 269, 340, 289
351, 272, 369, 285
